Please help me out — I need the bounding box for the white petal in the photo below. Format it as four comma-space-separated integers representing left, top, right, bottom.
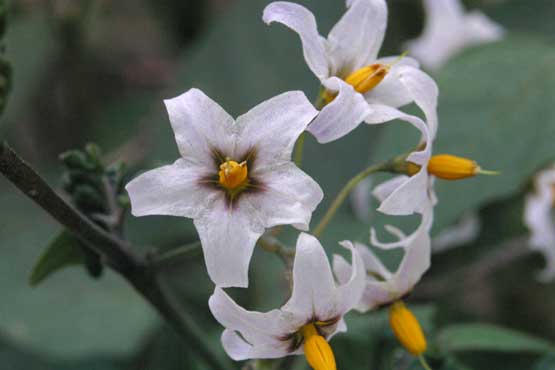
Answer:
350, 177, 373, 222
405, 0, 504, 71
247, 163, 323, 231
194, 198, 265, 288
164, 88, 235, 167
307, 77, 371, 143
263, 2, 330, 79
236, 91, 318, 168
524, 166, 555, 281
372, 175, 408, 203
396, 66, 439, 138
364, 56, 420, 108
282, 233, 337, 321
327, 0, 387, 76
209, 288, 298, 360
126, 159, 217, 218
353, 206, 433, 310
334, 240, 367, 314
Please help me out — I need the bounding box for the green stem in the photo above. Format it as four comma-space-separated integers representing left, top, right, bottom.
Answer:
313, 160, 393, 238
418, 355, 433, 370
294, 132, 306, 167
258, 236, 295, 267
149, 241, 202, 268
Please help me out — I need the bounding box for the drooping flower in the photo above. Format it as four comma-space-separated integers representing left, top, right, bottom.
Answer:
333, 204, 433, 311
263, 0, 437, 143
405, 0, 505, 71
208, 233, 366, 369
524, 165, 555, 281
126, 89, 323, 288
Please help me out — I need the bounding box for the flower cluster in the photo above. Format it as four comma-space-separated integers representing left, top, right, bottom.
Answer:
126, 0, 496, 369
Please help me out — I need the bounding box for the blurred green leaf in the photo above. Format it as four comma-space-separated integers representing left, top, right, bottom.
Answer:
29, 230, 83, 286
372, 36, 555, 232
437, 323, 554, 353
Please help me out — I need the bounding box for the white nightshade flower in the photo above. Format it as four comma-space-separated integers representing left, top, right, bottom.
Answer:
333, 204, 433, 311
263, 0, 437, 143
126, 89, 323, 288
208, 233, 366, 365
524, 166, 555, 282
405, 0, 505, 71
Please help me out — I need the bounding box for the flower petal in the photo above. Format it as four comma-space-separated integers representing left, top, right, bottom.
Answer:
126, 159, 217, 218
235, 91, 318, 168
396, 66, 439, 138
194, 198, 265, 288
164, 88, 236, 167
327, 0, 387, 76
282, 233, 337, 321
263, 2, 329, 79
247, 162, 323, 231
363, 56, 419, 109
524, 166, 555, 281
209, 288, 299, 360
334, 240, 371, 314
307, 77, 371, 143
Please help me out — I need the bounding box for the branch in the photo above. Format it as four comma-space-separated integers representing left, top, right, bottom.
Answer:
0, 142, 142, 273
0, 142, 232, 370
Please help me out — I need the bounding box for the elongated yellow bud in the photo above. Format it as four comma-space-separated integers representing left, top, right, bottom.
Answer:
407, 154, 498, 180
389, 301, 427, 356
218, 160, 248, 189
302, 324, 336, 370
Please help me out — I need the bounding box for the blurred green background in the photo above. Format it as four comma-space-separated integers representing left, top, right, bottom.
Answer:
2, 0, 555, 369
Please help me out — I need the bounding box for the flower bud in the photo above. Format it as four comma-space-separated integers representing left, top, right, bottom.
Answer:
302, 324, 336, 370
389, 301, 427, 356
407, 154, 497, 180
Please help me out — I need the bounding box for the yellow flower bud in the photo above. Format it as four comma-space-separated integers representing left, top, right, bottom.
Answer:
302, 324, 336, 370
389, 301, 427, 356
218, 160, 248, 190
407, 154, 498, 180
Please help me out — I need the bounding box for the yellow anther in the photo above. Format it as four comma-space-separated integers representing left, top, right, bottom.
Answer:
407, 154, 498, 180
345, 63, 389, 94
218, 160, 248, 190
389, 301, 427, 356
302, 324, 336, 370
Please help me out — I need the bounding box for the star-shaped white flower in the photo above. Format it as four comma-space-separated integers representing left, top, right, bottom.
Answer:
405, 0, 505, 71
524, 165, 555, 282
209, 232, 365, 363
263, 0, 437, 143
333, 204, 433, 311
126, 89, 323, 288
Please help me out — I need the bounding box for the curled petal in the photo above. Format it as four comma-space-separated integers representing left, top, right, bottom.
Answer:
308, 77, 371, 143
263, 2, 329, 79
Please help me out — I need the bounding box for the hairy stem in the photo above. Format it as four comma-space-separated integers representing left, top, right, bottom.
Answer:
313, 160, 394, 238
0, 142, 232, 370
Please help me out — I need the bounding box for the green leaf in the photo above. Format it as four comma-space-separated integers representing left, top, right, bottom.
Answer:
437, 323, 554, 353
29, 231, 84, 287
371, 36, 555, 232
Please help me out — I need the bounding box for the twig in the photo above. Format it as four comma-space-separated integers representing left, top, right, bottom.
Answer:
0, 142, 232, 370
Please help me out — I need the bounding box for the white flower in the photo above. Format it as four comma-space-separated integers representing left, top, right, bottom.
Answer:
126, 89, 323, 288
524, 165, 555, 282
405, 0, 505, 71
432, 212, 481, 253
333, 204, 433, 311
208, 232, 365, 363
263, 0, 437, 143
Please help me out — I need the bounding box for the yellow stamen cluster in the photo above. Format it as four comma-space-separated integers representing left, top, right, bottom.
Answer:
389, 301, 427, 356
302, 324, 336, 370
218, 160, 248, 190
407, 154, 497, 180
323, 63, 389, 104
